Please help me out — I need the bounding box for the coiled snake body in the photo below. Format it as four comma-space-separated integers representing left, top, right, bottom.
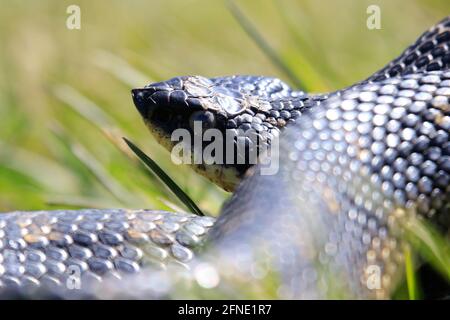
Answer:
1, 17, 449, 299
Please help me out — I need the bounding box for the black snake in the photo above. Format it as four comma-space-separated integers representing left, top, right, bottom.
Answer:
0, 16, 449, 299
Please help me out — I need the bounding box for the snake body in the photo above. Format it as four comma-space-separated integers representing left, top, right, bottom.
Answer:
1, 17, 449, 299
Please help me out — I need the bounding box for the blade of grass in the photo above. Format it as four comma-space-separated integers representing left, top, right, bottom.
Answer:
0, 166, 46, 211
274, 2, 334, 90
123, 137, 204, 216
404, 245, 420, 300
405, 217, 450, 283
53, 84, 186, 206
48, 127, 182, 212
53, 85, 150, 177
50, 126, 139, 206
71, 144, 135, 205
46, 195, 123, 209
54, 84, 161, 177
53, 85, 116, 128
0, 140, 77, 192
93, 50, 153, 87
157, 197, 185, 213
226, 0, 305, 91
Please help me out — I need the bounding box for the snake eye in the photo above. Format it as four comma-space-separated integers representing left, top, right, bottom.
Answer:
189, 111, 216, 130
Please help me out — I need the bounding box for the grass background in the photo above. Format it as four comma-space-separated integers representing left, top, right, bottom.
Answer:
0, 0, 448, 298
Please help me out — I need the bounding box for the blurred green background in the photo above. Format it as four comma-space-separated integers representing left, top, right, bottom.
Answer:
0, 0, 449, 216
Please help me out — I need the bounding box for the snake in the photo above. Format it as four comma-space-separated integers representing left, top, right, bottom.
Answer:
0, 16, 449, 299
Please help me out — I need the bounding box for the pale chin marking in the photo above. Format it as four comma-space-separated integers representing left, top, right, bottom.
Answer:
143, 120, 240, 192
191, 163, 240, 192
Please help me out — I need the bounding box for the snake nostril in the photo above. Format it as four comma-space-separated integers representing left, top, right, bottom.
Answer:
132, 88, 154, 118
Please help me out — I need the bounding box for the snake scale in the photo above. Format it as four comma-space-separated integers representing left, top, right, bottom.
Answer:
0, 16, 449, 299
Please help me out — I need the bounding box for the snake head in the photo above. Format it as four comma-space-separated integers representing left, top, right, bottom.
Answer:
132, 75, 252, 125
132, 75, 308, 191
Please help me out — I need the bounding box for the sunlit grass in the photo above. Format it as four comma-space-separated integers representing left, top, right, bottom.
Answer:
0, 0, 448, 299
124, 137, 205, 216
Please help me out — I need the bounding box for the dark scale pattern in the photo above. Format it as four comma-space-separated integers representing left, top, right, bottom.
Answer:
132, 74, 324, 191
209, 71, 449, 299
0, 209, 214, 297
368, 16, 450, 81
1, 17, 449, 299
209, 75, 302, 101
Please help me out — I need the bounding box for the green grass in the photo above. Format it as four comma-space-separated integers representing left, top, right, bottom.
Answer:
0, 0, 448, 299
123, 137, 205, 216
